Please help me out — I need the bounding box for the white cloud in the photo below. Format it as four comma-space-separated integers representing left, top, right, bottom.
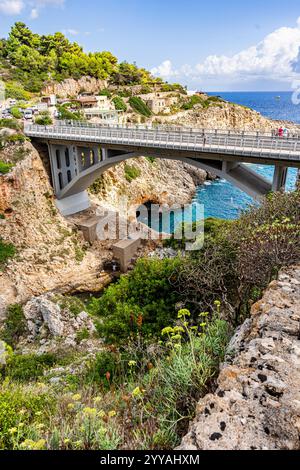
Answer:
29, 0, 65, 17
0, 0, 24, 15
151, 60, 178, 78
30, 7, 38, 18
152, 17, 300, 85
0, 0, 65, 17
63, 28, 79, 36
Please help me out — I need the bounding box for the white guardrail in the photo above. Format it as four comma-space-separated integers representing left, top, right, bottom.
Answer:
24, 122, 300, 162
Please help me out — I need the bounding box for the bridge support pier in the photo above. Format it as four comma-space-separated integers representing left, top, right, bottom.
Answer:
272, 166, 288, 192
55, 191, 90, 216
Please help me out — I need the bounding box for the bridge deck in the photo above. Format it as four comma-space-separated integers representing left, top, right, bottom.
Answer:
25, 123, 300, 167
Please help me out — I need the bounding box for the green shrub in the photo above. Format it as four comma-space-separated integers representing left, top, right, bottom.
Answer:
5, 82, 31, 101
57, 105, 82, 121
0, 383, 55, 449
129, 97, 152, 117
112, 96, 127, 111
0, 304, 26, 347
207, 95, 224, 103
56, 295, 86, 317
88, 257, 181, 344
149, 310, 230, 447
124, 164, 141, 182
76, 328, 90, 343
118, 90, 132, 98
0, 240, 16, 270
146, 156, 156, 164
0, 118, 21, 130
98, 89, 112, 97
4, 353, 58, 382
161, 83, 186, 94
35, 112, 52, 126
181, 94, 203, 110
175, 191, 300, 323
5, 133, 27, 144
9, 107, 22, 119
164, 217, 232, 250
0, 161, 13, 174
84, 351, 119, 388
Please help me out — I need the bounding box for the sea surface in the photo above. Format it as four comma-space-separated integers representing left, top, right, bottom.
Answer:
138, 92, 299, 229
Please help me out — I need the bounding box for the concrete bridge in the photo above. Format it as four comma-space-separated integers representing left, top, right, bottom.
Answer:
24, 121, 300, 216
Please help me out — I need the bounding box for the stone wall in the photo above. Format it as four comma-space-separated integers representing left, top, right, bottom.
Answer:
178, 265, 300, 450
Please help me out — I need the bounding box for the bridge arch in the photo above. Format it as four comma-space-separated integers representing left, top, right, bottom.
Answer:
48, 143, 274, 216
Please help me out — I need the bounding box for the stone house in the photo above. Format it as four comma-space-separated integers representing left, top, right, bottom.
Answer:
138, 92, 180, 114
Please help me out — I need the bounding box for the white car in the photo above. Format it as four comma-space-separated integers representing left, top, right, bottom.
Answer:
24, 110, 33, 120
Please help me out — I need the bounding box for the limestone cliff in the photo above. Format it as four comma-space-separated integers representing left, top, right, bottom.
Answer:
90, 157, 207, 212
42, 76, 108, 98
0, 142, 113, 318
159, 101, 300, 132
178, 265, 300, 451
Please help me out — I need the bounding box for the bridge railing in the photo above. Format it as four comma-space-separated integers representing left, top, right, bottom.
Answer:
24, 124, 300, 162
54, 120, 300, 140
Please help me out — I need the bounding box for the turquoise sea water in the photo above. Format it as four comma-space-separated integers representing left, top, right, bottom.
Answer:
200, 91, 298, 219
138, 92, 299, 229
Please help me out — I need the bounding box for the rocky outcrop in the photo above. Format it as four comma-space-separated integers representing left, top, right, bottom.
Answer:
91, 157, 207, 212
159, 101, 300, 132
178, 265, 300, 450
23, 293, 96, 346
42, 76, 107, 98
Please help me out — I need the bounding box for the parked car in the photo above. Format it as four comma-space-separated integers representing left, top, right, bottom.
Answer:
24, 109, 33, 120
1, 109, 11, 118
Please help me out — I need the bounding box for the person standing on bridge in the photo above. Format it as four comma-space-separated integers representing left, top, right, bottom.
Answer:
278, 127, 284, 137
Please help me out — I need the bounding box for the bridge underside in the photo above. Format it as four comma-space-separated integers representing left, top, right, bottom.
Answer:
47, 142, 290, 216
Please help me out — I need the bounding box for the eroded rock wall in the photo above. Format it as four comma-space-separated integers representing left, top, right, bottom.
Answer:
178, 265, 300, 450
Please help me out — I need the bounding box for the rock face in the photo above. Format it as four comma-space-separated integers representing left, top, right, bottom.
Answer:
91, 157, 207, 211
178, 265, 300, 450
23, 293, 96, 343
159, 102, 300, 132
0, 142, 112, 318
42, 76, 107, 98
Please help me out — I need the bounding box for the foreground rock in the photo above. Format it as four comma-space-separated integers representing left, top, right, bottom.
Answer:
178, 265, 300, 450
23, 293, 96, 345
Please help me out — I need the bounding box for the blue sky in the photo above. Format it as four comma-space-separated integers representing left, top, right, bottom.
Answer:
1, 0, 300, 91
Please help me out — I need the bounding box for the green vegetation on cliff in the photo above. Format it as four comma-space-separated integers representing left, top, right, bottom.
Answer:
0, 22, 163, 93
124, 163, 141, 182
0, 239, 16, 270
129, 96, 152, 117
